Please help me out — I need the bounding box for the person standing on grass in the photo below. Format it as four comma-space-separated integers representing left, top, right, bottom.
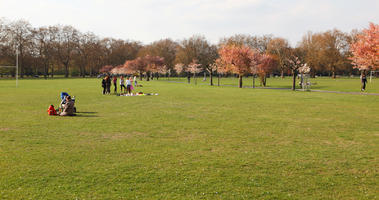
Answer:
120, 76, 126, 93
361, 73, 368, 91
101, 77, 106, 95
130, 77, 134, 92
126, 76, 132, 95
113, 76, 117, 93
106, 75, 111, 94
133, 75, 137, 87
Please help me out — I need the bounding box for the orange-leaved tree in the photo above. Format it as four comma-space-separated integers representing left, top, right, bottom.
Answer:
218, 45, 257, 88
257, 54, 278, 87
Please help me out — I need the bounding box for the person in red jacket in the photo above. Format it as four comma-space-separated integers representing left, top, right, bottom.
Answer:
47, 105, 57, 116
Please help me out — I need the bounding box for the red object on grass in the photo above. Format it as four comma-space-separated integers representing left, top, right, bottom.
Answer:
47, 105, 57, 116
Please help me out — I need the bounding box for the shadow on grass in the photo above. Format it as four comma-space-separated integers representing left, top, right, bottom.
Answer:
76, 112, 97, 114
75, 114, 98, 118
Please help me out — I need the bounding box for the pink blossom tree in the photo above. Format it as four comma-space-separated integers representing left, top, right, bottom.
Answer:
188, 59, 202, 85
99, 65, 114, 74
257, 54, 278, 87
174, 63, 185, 75
350, 22, 379, 73
218, 45, 257, 88
286, 55, 303, 90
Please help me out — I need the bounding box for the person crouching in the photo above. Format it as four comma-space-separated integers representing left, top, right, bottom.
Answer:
60, 96, 76, 116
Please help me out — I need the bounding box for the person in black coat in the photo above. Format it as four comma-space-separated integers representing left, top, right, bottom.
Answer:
361, 73, 368, 91
106, 76, 111, 94
101, 77, 106, 94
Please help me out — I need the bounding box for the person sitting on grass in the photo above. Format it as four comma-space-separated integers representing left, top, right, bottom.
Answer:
60, 96, 75, 116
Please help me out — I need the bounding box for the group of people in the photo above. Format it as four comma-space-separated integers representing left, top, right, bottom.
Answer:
47, 95, 76, 116
102, 75, 138, 95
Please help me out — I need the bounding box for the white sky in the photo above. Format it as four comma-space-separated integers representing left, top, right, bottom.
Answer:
1, 0, 378, 46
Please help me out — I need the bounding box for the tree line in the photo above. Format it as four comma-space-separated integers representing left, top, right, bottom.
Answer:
0, 18, 377, 80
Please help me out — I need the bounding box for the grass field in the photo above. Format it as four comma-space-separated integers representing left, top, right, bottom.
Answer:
166, 76, 379, 93
0, 78, 378, 199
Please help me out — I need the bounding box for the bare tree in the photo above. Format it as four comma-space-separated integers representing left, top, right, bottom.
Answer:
175, 35, 217, 84
267, 37, 291, 78
6, 20, 34, 77
55, 25, 79, 77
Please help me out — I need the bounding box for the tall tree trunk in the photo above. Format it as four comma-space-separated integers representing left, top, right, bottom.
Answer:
82, 66, 86, 78
264, 75, 267, 87
332, 70, 336, 79
64, 63, 69, 78
194, 74, 197, 85
238, 74, 243, 88
210, 71, 213, 86
218, 73, 220, 86
89, 66, 93, 77
44, 62, 48, 79
187, 73, 191, 84
140, 72, 143, 81
51, 65, 54, 78
253, 75, 256, 88
19, 51, 24, 78
146, 71, 150, 81
311, 70, 316, 78
292, 70, 297, 91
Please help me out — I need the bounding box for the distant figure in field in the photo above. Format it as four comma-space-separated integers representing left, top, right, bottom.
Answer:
133, 75, 137, 87
120, 76, 126, 93
126, 76, 132, 94
101, 77, 106, 94
60, 96, 75, 116
361, 73, 367, 91
106, 76, 111, 94
113, 76, 117, 93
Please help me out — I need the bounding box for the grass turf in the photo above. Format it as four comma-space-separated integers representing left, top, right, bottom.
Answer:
166, 76, 379, 93
0, 78, 378, 199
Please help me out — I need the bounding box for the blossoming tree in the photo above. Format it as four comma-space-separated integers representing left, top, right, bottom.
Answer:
188, 59, 202, 85
218, 45, 257, 88
350, 22, 379, 73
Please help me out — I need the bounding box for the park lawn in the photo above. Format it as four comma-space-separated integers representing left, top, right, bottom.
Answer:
166, 76, 379, 93
0, 78, 378, 199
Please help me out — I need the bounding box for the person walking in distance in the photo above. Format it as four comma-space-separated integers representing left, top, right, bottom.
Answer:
113, 76, 117, 93
361, 73, 368, 91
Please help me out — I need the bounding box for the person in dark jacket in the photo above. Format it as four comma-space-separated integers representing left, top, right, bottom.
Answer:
101, 77, 106, 94
361, 73, 368, 91
106, 76, 111, 94
113, 76, 117, 93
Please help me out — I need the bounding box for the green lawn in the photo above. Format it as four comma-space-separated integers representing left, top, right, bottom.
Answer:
0, 78, 378, 199
166, 76, 379, 93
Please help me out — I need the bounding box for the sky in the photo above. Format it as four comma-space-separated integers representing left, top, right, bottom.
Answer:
0, 0, 378, 46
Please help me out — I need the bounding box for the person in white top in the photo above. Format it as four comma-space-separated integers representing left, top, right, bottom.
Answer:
126, 77, 132, 94
133, 76, 137, 86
